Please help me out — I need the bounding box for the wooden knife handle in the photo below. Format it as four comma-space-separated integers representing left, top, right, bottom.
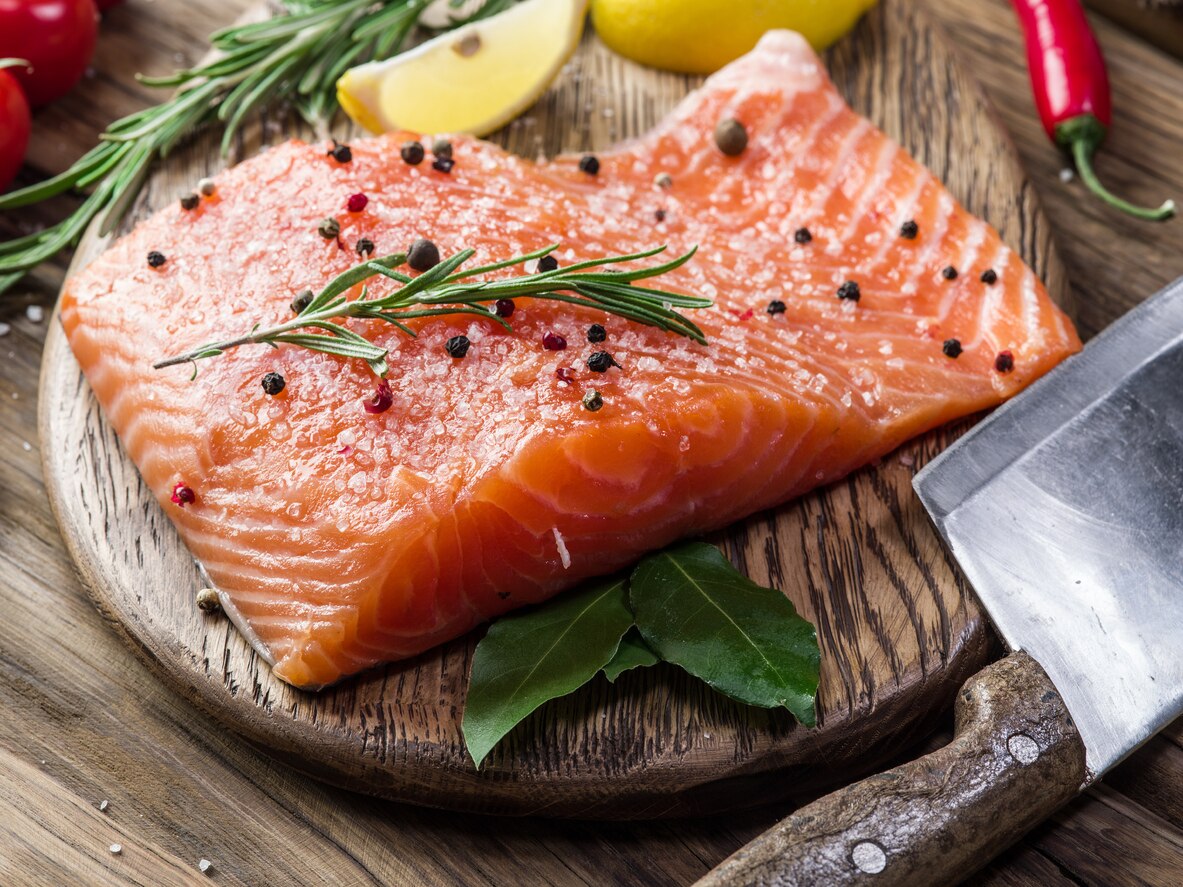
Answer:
694, 651, 1087, 887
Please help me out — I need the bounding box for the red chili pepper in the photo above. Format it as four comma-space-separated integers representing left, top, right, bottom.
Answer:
1010, 0, 1174, 221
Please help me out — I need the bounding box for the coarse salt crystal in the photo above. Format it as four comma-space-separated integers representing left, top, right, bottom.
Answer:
109, 844, 122, 855
26, 305, 44, 323
198, 859, 212, 874
0, 323, 10, 336
99, 800, 109, 812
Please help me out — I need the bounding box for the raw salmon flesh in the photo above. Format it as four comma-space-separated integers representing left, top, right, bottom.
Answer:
61, 32, 1080, 689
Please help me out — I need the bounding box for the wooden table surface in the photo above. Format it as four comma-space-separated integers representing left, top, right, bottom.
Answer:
1, 1, 1180, 884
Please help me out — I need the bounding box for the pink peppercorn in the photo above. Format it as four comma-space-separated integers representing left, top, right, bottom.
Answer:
555, 367, 575, 383
542, 332, 567, 351
364, 379, 394, 414
347, 193, 368, 212
171, 482, 196, 507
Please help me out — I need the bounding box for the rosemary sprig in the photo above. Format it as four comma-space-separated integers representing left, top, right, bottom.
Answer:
154, 244, 711, 378
0, 0, 496, 297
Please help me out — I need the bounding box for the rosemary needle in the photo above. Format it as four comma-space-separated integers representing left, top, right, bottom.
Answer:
155, 244, 711, 378
0, 0, 502, 298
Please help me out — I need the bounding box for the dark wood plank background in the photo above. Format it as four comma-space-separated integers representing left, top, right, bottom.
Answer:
1, 0, 1181, 883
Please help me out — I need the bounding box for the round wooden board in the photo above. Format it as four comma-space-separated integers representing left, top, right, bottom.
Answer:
40, 0, 1069, 819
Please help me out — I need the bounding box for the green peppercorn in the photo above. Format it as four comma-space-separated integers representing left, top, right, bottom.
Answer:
291, 290, 314, 314
318, 217, 340, 240
433, 140, 453, 160
714, 117, 748, 156
198, 178, 216, 197
196, 588, 221, 614
355, 237, 375, 257
582, 390, 603, 412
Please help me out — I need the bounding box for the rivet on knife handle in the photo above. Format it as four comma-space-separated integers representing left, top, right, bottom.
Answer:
694, 651, 1086, 887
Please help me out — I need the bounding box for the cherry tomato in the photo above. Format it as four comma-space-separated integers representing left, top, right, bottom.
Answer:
0, 63, 31, 190
0, 0, 99, 107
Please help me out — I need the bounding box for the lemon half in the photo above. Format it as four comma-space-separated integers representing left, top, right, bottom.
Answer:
590, 0, 877, 75
338, 0, 589, 137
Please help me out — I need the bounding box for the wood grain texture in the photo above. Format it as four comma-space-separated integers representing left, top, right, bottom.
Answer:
37, 0, 1067, 820
4, 0, 1183, 884
696, 652, 1087, 886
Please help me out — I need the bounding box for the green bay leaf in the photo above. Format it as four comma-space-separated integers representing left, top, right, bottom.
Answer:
462, 576, 633, 769
602, 628, 659, 683
630, 542, 820, 726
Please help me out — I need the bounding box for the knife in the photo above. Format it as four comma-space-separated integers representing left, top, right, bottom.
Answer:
696, 274, 1183, 886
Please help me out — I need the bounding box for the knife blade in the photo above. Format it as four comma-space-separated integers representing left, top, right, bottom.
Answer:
696, 274, 1183, 886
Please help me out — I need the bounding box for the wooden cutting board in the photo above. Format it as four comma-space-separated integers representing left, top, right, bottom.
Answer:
38, 0, 1069, 819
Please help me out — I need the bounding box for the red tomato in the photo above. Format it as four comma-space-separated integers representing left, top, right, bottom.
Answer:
0, 66, 31, 190
0, 0, 99, 107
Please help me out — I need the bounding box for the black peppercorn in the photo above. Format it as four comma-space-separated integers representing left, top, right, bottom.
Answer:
899, 220, 919, 239
494, 299, 515, 318
587, 323, 606, 343
538, 254, 559, 272
400, 141, 425, 165
445, 335, 471, 359
980, 269, 998, 285
407, 238, 441, 271
794, 227, 812, 244
655, 208, 666, 222
290, 289, 314, 314
261, 372, 286, 395
328, 141, 352, 163
578, 154, 600, 175
714, 117, 748, 156
995, 350, 1014, 373
587, 351, 619, 373
942, 265, 958, 280
767, 300, 786, 315
942, 338, 963, 359
355, 237, 375, 256
147, 251, 166, 268
432, 156, 455, 173
180, 193, 200, 211
837, 280, 861, 302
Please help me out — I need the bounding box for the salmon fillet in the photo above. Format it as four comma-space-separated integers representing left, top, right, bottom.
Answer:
61, 31, 1080, 689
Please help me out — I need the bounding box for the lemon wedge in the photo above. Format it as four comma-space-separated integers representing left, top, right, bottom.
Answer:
590, 0, 877, 75
338, 0, 588, 137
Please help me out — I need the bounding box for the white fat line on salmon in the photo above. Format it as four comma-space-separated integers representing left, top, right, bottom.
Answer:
938, 222, 989, 324
552, 528, 572, 570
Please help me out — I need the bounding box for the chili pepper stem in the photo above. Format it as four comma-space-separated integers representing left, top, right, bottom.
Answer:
1070, 138, 1175, 222
1058, 114, 1175, 222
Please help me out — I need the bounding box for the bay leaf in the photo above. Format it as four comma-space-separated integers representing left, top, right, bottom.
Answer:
462, 576, 633, 768
602, 627, 659, 682
630, 542, 819, 726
